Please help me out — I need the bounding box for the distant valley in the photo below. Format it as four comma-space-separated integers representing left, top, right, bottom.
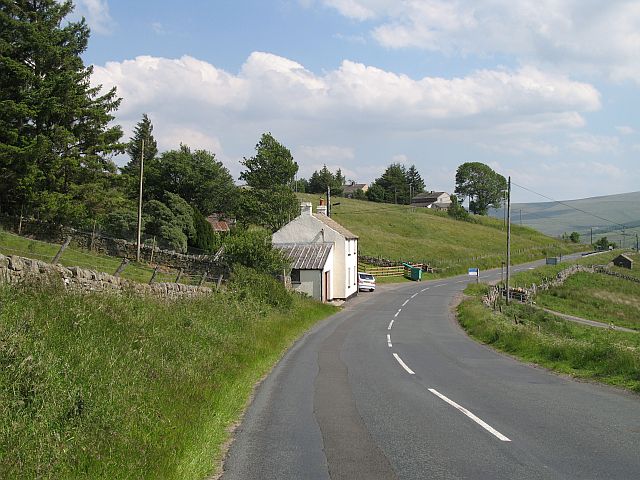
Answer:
490, 191, 640, 246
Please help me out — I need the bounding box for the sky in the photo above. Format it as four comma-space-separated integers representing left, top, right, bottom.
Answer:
74, 0, 640, 203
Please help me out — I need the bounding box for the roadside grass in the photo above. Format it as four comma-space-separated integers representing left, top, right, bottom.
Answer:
508, 250, 640, 331
0, 229, 207, 286
0, 281, 337, 479
297, 193, 581, 275
458, 285, 640, 393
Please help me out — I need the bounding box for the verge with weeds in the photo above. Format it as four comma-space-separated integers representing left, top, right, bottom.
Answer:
458, 284, 640, 393
0, 269, 337, 479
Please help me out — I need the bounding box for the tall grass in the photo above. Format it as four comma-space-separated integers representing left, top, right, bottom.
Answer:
0, 280, 337, 479
458, 285, 640, 392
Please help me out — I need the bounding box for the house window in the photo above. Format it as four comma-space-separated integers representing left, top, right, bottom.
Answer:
291, 269, 301, 284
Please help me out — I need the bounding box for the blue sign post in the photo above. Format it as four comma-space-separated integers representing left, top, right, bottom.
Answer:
468, 267, 479, 283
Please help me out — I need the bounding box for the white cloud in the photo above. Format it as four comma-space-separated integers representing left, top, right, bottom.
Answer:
92, 52, 599, 134
320, 0, 640, 84
91, 51, 606, 188
74, 0, 113, 34
616, 126, 635, 135
568, 134, 620, 154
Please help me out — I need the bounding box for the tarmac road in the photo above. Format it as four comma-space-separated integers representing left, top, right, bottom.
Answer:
221, 256, 640, 479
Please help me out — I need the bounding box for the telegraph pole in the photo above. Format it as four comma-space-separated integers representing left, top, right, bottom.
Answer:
136, 139, 145, 262
326, 185, 331, 217
590, 227, 593, 246
506, 177, 512, 305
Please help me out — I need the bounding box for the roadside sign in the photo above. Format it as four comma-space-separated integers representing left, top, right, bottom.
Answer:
468, 267, 480, 283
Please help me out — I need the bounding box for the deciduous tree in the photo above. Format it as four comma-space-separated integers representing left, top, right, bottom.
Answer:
454, 162, 507, 215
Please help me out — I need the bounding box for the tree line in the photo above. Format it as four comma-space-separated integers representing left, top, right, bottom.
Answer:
0, 0, 301, 265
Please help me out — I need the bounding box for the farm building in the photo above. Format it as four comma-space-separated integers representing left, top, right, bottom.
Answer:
410, 191, 452, 210
273, 202, 359, 301
613, 254, 633, 269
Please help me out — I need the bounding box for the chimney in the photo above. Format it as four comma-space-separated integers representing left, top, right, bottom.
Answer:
300, 202, 312, 216
316, 204, 328, 215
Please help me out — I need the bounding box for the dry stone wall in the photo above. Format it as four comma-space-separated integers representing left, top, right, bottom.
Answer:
1, 216, 224, 275
0, 254, 211, 299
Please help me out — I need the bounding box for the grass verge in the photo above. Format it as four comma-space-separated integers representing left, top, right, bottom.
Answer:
457, 284, 640, 393
0, 279, 337, 479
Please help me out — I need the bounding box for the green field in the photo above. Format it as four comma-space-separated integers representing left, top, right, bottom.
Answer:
458, 283, 640, 392
510, 251, 640, 331
298, 193, 581, 275
0, 278, 337, 479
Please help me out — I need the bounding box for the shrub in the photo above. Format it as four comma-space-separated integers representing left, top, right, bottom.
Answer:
228, 265, 293, 310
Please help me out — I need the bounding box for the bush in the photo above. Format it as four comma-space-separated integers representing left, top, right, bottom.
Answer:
223, 228, 287, 275
228, 265, 293, 310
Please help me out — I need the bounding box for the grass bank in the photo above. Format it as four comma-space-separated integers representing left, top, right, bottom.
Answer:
458, 283, 640, 393
297, 193, 581, 276
510, 250, 640, 331
0, 276, 337, 479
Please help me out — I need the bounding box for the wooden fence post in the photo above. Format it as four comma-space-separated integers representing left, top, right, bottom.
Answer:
175, 268, 183, 283
198, 270, 208, 287
90, 219, 97, 251
52, 236, 72, 264
150, 236, 156, 263
216, 274, 224, 291
149, 266, 159, 285
114, 258, 129, 277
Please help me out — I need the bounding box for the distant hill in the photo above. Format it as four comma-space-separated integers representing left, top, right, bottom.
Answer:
490, 191, 640, 247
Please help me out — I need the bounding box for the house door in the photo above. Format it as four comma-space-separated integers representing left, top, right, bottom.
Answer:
324, 271, 330, 302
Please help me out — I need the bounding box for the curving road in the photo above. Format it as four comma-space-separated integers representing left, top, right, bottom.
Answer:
221, 258, 640, 479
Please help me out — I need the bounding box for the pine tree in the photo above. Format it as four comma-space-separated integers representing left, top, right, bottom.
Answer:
405, 165, 425, 194
122, 114, 158, 175
0, 0, 123, 217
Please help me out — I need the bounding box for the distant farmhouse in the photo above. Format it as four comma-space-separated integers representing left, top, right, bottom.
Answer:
206, 214, 234, 233
410, 191, 452, 210
272, 202, 359, 302
342, 181, 369, 198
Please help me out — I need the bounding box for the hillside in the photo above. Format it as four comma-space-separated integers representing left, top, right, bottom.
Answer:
490, 191, 640, 245
296, 194, 579, 274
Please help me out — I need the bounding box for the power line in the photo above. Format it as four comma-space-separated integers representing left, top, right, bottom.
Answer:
511, 182, 628, 230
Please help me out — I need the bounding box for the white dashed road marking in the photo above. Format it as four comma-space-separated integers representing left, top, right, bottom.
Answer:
393, 353, 415, 375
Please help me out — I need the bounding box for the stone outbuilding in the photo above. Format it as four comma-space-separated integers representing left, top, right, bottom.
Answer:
613, 254, 633, 269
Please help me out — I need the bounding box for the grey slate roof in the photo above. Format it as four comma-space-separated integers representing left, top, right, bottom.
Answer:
313, 213, 359, 240
275, 243, 333, 270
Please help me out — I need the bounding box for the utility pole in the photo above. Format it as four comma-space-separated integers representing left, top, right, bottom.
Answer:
519, 209, 522, 226
326, 185, 331, 217
136, 139, 145, 262
590, 227, 593, 246
506, 176, 512, 305
636, 233, 639, 251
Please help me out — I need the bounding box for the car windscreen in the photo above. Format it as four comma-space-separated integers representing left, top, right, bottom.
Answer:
359, 274, 374, 281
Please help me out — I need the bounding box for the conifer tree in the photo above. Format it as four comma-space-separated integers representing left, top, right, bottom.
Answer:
0, 0, 123, 217
122, 114, 157, 175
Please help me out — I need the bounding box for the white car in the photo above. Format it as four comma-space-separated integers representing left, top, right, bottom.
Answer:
358, 272, 376, 292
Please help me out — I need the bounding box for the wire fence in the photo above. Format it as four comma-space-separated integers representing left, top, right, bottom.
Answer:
0, 226, 225, 290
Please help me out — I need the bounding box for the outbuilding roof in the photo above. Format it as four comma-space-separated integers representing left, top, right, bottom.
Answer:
276, 242, 333, 270
313, 213, 359, 240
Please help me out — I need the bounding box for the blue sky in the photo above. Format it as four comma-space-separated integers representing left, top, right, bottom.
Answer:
75, 0, 640, 202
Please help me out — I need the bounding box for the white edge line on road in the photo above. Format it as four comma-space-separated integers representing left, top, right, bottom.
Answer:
388, 319, 394, 330
387, 334, 392, 348
433, 284, 445, 287
402, 299, 409, 307
456, 280, 465, 283
411, 293, 418, 299
393, 353, 415, 375
428, 388, 511, 442
421, 288, 429, 292
395, 309, 401, 317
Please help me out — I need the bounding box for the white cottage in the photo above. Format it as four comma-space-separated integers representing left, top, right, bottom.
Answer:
273, 202, 359, 301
